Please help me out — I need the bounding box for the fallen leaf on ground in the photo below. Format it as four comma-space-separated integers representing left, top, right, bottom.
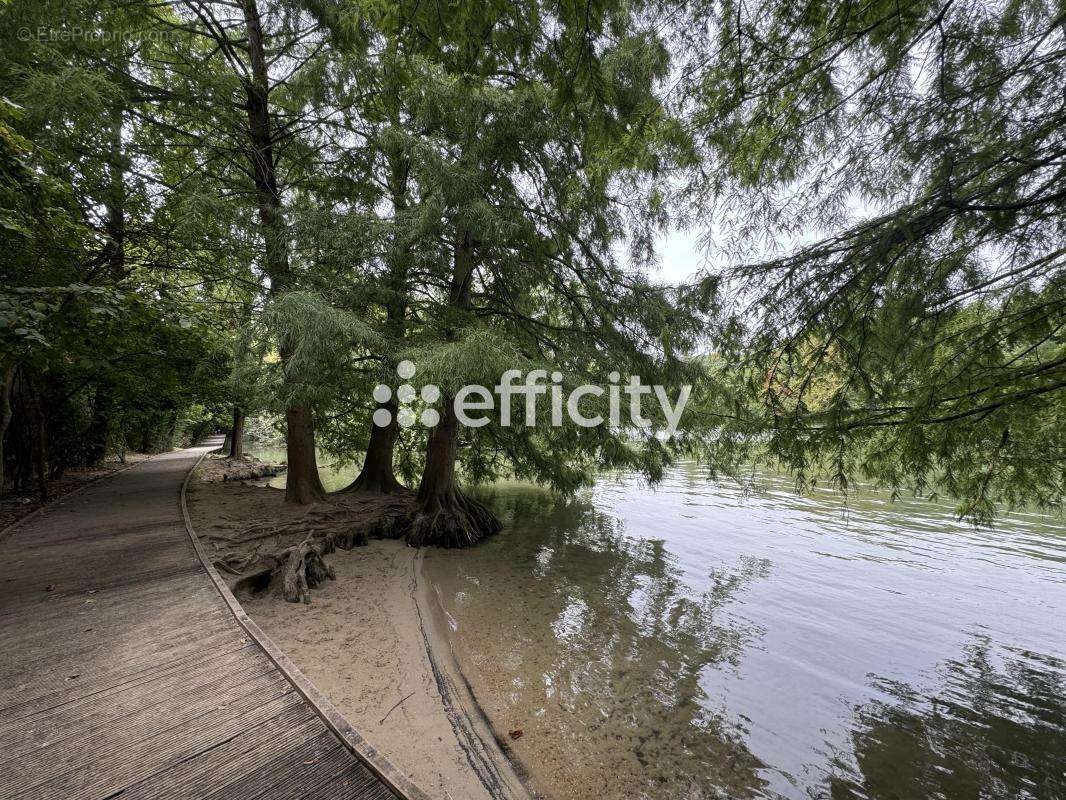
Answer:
508, 729, 523, 740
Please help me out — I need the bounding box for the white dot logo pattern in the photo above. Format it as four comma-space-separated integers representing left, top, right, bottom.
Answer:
373, 361, 440, 428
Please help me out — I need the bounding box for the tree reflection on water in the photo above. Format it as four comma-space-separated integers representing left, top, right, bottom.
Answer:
447, 487, 774, 799
439, 484, 1066, 800
823, 639, 1066, 800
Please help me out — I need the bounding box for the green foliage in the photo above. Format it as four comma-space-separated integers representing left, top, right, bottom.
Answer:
0, 1, 234, 482
261, 291, 381, 409
679, 0, 1065, 520
1, 0, 1061, 520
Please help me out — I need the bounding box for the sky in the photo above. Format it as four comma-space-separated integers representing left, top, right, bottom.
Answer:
653, 227, 706, 286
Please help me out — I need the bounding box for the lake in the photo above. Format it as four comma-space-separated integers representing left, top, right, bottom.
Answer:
243, 444, 357, 492
423, 465, 1066, 800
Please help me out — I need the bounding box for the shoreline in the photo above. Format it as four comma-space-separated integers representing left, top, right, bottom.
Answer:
413, 549, 541, 798
186, 468, 534, 800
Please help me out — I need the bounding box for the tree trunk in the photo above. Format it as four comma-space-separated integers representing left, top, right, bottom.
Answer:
0, 364, 14, 496
165, 408, 178, 450
240, 0, 325, 504
284, 405, 326, 504
228, 407, 245, 459
344, 399, 405, 494
347, 145, 410, 495
85, 383, 112, 465
104, 106, 125, 281
406, 230, 501, 546
407, 395, 500, 547
26, 375, 48, 503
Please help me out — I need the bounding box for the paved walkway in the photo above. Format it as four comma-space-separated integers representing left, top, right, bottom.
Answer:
0, 439, 403, 800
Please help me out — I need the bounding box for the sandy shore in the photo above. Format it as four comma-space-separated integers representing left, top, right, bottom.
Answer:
188, 474, 532, 800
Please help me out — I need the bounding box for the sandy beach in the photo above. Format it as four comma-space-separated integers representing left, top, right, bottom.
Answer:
187, 471, 532, 800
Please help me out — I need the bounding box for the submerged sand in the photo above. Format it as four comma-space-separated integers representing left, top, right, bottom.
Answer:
187, 473, 532, 800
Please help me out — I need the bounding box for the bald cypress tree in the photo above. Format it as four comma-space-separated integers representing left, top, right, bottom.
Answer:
335, 0, 699, 546
137, 0, 347, 503
677, 0, 1066, 520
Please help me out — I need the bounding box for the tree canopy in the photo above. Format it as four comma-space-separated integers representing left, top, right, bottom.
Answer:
673, 0, 1065, 521
1, 0, 1061, 528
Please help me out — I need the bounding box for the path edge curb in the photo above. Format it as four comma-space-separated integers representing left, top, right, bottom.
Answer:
180, 443, 432, 800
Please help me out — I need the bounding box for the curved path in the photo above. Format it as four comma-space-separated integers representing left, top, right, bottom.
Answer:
0, 438, 410, 800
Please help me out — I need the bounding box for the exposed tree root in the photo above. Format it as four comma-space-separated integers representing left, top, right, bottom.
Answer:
230, 529, 355, 603
405, 489, 502, 548
198, 454, 283, 484
341, 469, 407, 494
206, 489, 416, 603
402, 387, 500, 548
284, 535, 337, 604
214, 549, 264, 575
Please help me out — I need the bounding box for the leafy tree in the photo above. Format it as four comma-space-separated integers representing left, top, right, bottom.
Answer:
341, 0, 701, 545
5, 0, 1061, 532
131, 0, 358, 502
0, 1, 233, 497
679, 0, 1065, 520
